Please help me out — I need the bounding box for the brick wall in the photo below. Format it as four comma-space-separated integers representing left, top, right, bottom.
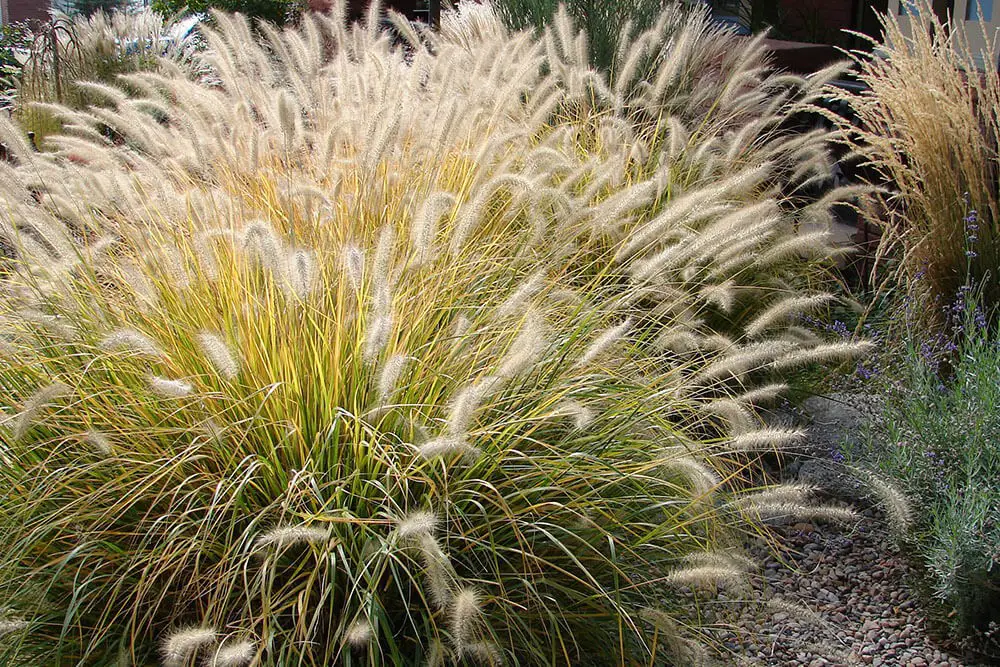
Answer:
5, 0, 50, 24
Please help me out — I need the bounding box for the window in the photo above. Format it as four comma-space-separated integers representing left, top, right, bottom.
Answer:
967, 0, 995, 21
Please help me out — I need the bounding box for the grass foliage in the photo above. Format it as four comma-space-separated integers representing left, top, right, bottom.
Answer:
0, 2, 867, 664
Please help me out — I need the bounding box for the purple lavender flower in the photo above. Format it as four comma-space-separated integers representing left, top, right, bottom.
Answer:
975, 307, 987, 330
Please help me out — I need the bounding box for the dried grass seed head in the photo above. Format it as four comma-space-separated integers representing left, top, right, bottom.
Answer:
160, 627, 216, 667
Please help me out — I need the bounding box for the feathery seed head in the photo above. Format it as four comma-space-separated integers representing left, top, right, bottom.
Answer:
412, 192, 454, 267
496, 272, 544, 320
160, 627, 215, 667
416, 436, 481, 462
665, 564, 743, 589
377, 353, 408, 404
853, 467, 913, 533
423, 639, 448, 667
196, 331, 240, 381
740, 483, 813, 506
417, 533, 456, 609
637, 608, 704, 665
341, 244, 365, 292
661, 455, 720, 497
765, 597, 828, 628
242, 222, 284, 275
702, 398, 755, 434
98, 328, 163, 358
208, 640, 257, 667
148, 376, 193, 399
550, 399, 594, 430
695, 341, 797, 384
683, 549, 756, 571
761, 502, 856, 524
700, 281, 737, 313
13, 382, 71, 441
728, 427, 806, 452
447, 377, 502, 435
745, 294, 834, 338
497, 315, 546, 378
254, 525, 331, 551
286, 249, 318, 299
461, 641, 503, 666
373, 226, 396, 295
345, 620, 372, 650
450, 587, 482, 648
734, 383, 789, 405
0, 618, 28, 638
82, 430, 114, 456
576, 318, 631, 368
277, 90, 298, 142
395, 510, 437, 540
363, 312, 393, 362
772, 341, 875, 370
656, 329, 702, 355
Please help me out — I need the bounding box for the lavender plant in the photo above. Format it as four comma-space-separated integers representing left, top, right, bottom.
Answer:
849, 281, 1000, 656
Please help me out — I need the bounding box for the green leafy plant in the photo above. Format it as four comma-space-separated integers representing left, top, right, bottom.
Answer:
0, 22, 32, 111
489, 0, 675, 71
847, 286, 1000, 658
151, 0, 300, 25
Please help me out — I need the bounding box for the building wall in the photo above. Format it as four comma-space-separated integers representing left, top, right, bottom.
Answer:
774, 0, 854, 44
5, 0, 50, 24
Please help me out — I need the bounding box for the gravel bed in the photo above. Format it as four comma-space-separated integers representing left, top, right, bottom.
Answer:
704, 507, 975, 666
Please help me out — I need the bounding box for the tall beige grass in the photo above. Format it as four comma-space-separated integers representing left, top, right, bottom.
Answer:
828, 0, 1000, 317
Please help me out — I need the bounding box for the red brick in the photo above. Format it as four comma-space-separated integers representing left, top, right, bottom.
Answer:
4, 0, 52, 25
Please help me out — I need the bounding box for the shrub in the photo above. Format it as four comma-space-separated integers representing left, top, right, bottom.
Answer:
0, 3, 868, 663
828, 0, 1000, 327
489, 0, 670, 71
847, 287, 1000, 657
0, 22, 32, 112
151, 0, 301, 26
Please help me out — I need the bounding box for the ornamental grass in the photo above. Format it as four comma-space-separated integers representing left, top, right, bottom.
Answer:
0, 3, 868, 664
